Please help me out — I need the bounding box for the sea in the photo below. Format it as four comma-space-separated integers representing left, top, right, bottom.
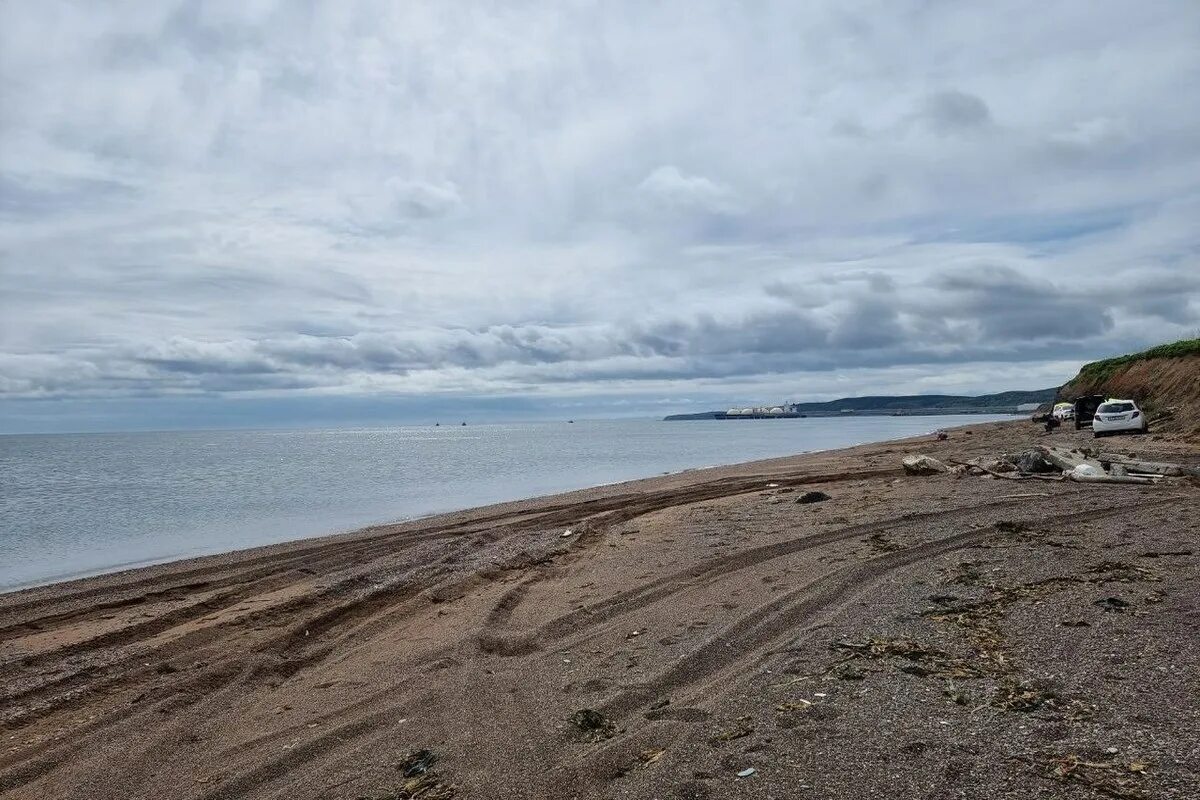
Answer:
0, 415, 1015, 591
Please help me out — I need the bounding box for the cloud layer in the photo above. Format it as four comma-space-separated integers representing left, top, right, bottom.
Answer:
2, 1, 1198, 428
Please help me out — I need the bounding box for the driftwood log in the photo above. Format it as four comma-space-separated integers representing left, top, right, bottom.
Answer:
1067, 473, 1158, 486
1098, 453, 1200, 477
1036, 445, 1103, 473
948, 459, 1063, 481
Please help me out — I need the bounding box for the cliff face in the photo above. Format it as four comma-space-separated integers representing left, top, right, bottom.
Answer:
1057, 339, 1200, 438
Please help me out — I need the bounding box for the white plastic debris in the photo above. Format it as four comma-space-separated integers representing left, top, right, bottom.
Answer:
1071, 463, 1103, 478
737, 768, 757, 778
561, 529, 574, 537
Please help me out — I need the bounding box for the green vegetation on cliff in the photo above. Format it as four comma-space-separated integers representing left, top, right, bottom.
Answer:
1076, 338, 1200, 383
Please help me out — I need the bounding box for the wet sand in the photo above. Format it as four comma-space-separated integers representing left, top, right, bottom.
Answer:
1, 420, 1198, 799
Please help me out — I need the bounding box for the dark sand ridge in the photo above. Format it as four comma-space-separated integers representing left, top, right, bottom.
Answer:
1, 420, 1197, 799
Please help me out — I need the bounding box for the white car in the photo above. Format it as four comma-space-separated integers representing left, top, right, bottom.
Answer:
1092, 399, 1148, 437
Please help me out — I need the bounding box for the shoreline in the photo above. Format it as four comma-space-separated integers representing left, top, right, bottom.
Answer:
2, 419, 1197, 799
2, 415, 1014, 596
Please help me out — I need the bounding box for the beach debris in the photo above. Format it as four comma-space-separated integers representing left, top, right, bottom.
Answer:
796, 490, 831, 504
708, 715, 754, 745
1038, 445, 1098, 473
638, 748, 665, 766
832, 662, 867, 680
1094, 596, 1132, 612
388, 774, 457, 800
832, 637, 985, 680
952, 457, 1055, 481
902, 454, 948, 475
943, 685, 969, 705
866, 532, 903, 554
935, 430, 949, 440
957, 445, 1180, 486
1010, 449, 1058, 474
1098, 453, 1200, 477
945, 561, 984, 586
399, 750, 439, 777
374, 751, 456, 800
994, 677, 1056, 712
772, 698, 814, 729
626, 629, 643, 639
560, 529, 574, 537
736, 768, 757, 778
569, 708, 617, 741
1069, 471, 1158, 485
1044, 754, 1152, 799
776, 699, 812, 711
1088, 561, 1159, 583
1040, 447, 1158, 484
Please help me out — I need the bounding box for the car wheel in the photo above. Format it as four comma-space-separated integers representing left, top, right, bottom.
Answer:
1094, 431, 1106, 438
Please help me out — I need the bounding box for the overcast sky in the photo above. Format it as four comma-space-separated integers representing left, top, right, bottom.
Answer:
2, 1, 1198, 432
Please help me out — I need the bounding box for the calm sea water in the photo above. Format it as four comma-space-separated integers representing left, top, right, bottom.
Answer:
0, 415, 1013, 591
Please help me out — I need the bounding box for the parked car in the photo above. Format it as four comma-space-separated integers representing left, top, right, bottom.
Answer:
1092, 399, 1149, 437
1052, 402, 1075, 420
1073, 395, 1106, 429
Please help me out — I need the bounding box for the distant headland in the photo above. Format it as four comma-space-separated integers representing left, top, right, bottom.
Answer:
663, 388, 1056, 420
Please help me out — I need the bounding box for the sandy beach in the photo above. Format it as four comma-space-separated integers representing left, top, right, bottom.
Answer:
2, 420, 1197, 799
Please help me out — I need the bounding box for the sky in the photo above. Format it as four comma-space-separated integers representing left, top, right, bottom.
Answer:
1, 1, 1199, 432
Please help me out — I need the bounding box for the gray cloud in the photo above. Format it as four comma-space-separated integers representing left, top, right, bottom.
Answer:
1, 1, 1198, 427
919, 90, 992, 134
929, 267, 1114, 339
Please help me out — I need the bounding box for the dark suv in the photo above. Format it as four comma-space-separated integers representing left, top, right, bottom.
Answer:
1073, 395, 1106, 429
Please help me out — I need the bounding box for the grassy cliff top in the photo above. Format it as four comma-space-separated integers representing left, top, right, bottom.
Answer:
1076, 338, 1200, 383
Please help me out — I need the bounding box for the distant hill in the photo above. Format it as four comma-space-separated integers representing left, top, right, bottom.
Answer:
1058, 338, 1200, 438
664, 388, 1057, 420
